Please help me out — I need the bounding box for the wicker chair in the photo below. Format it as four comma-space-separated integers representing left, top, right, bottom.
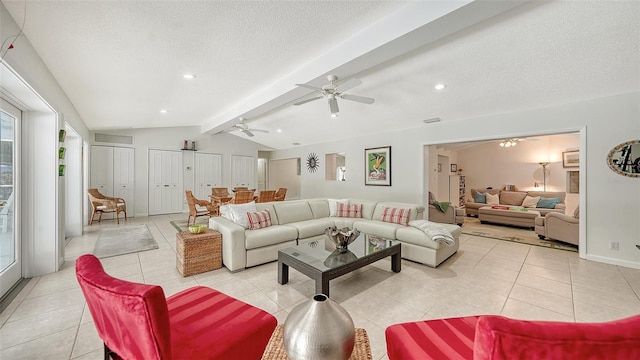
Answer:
185, 190, 213, 226
274, 188, 287, 201
210, 188, 231, 215
228, 190, 255, 204
256, 190, 276, 203
232, 187, 249, 192
87, 188, 127, 225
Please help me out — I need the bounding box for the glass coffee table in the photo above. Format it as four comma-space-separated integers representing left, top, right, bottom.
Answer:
277, 233, 401, 297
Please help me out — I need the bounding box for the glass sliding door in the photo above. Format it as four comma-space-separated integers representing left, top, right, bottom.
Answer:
0, 100, 20, 298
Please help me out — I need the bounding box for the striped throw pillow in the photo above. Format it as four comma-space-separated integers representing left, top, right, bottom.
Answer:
380, 207, 411, 226
336, 203, 362, 218
247, 209, 272, 230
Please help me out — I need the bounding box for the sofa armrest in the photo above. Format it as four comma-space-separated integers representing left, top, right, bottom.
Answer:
209, 217, 247, 272
428, 204, 455, 224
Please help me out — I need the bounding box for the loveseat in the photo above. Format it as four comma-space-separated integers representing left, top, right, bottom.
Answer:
209, 198, 461, 272
465, 188, 566, 217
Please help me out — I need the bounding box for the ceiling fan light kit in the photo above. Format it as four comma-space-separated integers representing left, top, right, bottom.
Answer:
294, 75, 375, 116
228, 117, 269, 138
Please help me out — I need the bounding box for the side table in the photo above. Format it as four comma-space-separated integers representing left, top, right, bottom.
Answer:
261, 324, 373, 360
176, 229, 222, 276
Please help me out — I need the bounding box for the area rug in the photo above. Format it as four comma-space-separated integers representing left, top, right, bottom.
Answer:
462, 217, 578, 252
93, 224, 158, 258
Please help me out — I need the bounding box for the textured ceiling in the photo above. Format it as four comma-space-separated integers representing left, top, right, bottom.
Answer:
3, 1, 639, 150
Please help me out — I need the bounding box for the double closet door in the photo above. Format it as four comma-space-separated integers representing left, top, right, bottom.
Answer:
90, 146, 135, 219
194, 152, 222, 200
148, 150, 183, 215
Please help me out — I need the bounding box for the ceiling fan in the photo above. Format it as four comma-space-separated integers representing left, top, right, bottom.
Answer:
294, 75, 375, 117
227, 118, 269, 137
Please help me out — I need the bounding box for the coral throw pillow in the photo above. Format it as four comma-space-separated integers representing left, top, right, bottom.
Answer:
380, 207, 411, 226
336, 203, 362, 218
247, 210, 272, 230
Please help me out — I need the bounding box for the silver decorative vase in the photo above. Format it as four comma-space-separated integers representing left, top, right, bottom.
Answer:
284, 294, 355, 360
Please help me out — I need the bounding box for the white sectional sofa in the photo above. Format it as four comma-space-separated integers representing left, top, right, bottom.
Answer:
209, 198, 461, 272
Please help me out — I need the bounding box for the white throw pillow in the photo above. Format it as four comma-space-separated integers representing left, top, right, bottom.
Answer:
227, 201, 257, 229
328, 199, 349, 217
522, 195, 541, 208
486, 193, 500, 205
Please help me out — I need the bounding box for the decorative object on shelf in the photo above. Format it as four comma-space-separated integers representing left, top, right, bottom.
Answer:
365, 146, 391, 186
457, 168, 463, 175
181, 140, 197, 151
191, 141, 196, 151
58, 129, 66, 142
306, 153, 319, 173
59, 147, 66, 159
283, 294, 355, 360
325, 226, 360, 252
562, 150, 579, 168
606, 140, 639, 178
450, 163, 457, 172
183, 140, 188, 149
58, 164, 65, 176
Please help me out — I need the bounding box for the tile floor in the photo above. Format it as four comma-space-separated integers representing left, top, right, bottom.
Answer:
1, 214, 639, 360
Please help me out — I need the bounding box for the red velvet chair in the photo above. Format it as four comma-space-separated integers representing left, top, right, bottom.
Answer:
386, 314, 640, 360
76, 254, 277, 360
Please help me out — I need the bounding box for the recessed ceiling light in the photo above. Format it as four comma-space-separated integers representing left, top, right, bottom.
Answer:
277, 129, 282, 133
434, 83, 446, 90
160, 109, 168, 114
183, 74, 196, 79
331, 113, 338, 118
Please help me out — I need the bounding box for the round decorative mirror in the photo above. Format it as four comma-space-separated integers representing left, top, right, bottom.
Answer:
606, 139, 640, 177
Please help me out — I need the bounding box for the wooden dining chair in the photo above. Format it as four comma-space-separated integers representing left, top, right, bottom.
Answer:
256, 190, 276, 203
274, 187, 287, 201
228, 190, 255, 204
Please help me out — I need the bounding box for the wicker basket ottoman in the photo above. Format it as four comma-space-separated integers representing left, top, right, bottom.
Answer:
176, 229, 222, 276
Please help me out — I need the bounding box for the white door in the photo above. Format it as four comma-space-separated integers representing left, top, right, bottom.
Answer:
194, 152, 222, 199
149, 150, 183, 215
257, 158, 267, 191
90, 145, 114, 195
0, 100, 20, 298
113, 147, 135, 215
232, 155, 255, 188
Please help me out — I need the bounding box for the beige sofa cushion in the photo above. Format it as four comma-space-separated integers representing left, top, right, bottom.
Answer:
499, 191, 527, 206
286, 218, 335, 239
245, 225, 298, 250
308, 200, 330, 218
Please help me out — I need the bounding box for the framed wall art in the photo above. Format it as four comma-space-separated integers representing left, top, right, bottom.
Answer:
562, 150, 579, 168
365, 146, 391, 186
450, 163, 457, 172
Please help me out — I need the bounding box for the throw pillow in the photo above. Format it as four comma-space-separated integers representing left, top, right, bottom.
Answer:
573, 205, 580, 218
380, 207, 411, 226
247, 209, 272, 230
328, 199, 349, 217
227, 201, 257, 229
537, 197, 561, 209
486, 193, 499, 205
336, 203, 362, 218
474, 192, 487, 203
521, 195, 541, 208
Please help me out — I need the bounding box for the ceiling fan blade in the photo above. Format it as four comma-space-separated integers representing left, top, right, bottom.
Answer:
242, 129, 255, 137
293, 96, 323, 106
328, 97, 339, 114
295, 83, 323, 91
340, 93, 375, 104
250, 129, 269, 134
335, 78, 362, 93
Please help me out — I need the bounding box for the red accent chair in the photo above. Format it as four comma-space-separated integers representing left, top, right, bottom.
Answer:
76, 254, 277, 360
386, 314, 640, 360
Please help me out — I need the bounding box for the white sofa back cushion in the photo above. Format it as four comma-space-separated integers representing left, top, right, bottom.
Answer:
256, 203, 280, 225
349, 199, 378, 220
273, 201, 314, 225
308, 200, 330, 218
327, 199, 349, 216
223, 201, 257, 229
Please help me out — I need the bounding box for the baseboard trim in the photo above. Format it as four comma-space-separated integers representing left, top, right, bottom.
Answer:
585, 254, 640, 270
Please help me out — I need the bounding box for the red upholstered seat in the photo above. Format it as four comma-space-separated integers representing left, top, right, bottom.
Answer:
385, 316, 479, 360
76, 254, 277, 360
386, 314, 640, 360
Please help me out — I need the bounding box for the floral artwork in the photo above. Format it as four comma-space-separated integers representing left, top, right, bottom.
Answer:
365, 146, 391, 186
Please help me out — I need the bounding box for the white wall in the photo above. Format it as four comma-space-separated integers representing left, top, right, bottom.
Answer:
271, 92, 640, 269
91, 127, 260, 216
